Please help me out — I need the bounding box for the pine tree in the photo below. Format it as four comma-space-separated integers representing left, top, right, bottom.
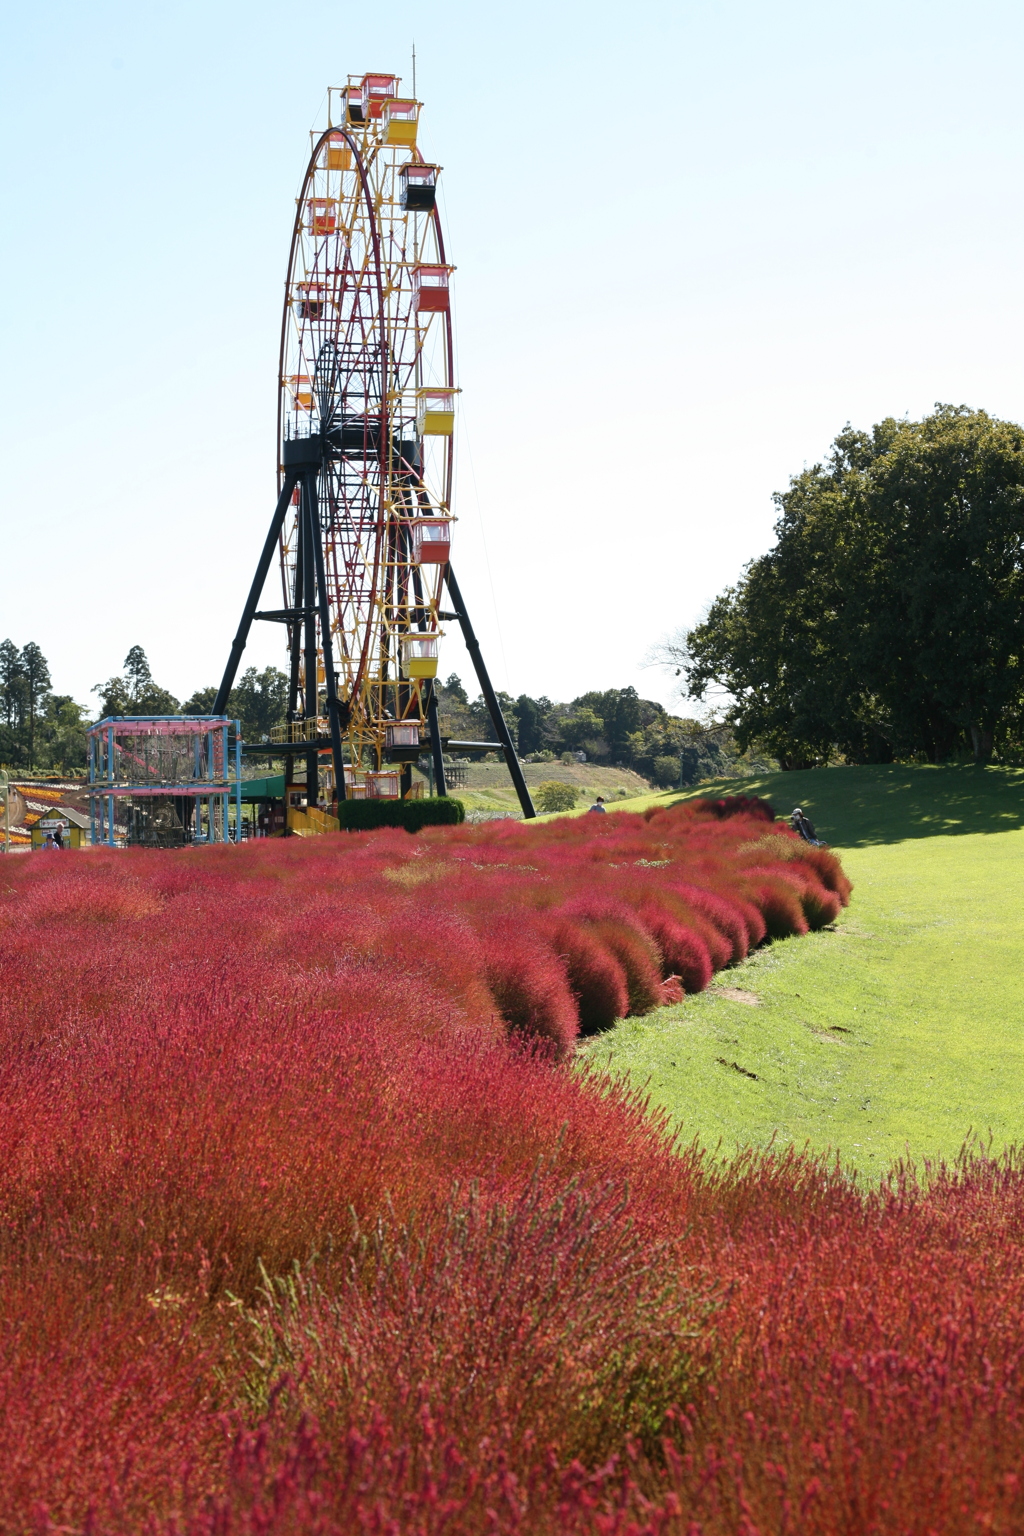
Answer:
19, 643, 51, 769
93, 647, 179, 718
0, 641, 26, 744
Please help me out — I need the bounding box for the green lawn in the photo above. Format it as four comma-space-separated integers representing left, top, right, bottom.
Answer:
578, 765, 1024, 1174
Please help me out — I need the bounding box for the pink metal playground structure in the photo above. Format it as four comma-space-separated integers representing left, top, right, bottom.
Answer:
88, 716, 243, 847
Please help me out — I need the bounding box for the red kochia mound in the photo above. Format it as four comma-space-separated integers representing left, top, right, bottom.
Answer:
5, 810, 1024, 1533
540, 914, 631, 1032
0, 802, 851, 1062
478, 915, 578, 1054
558, 897, 665, 1017
670, 881, 753, 963
635, 899, 714, 994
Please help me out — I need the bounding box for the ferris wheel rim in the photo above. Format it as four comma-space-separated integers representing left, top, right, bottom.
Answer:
277, 124, 393, 710
275, 93, 456, 766
276, 125, 390, 493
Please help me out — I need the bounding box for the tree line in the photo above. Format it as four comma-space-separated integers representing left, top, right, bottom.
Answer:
0, 638, 765, 790
0, 641, 89, 772
434, 676, 771, 786
0, 644, 293, 773
16, 404, 1023, 779
678, 404, 1024, 768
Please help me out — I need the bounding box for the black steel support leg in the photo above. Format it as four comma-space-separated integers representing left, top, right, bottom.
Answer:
214, 470, 298, 715
426, 681, 447, 797
287, 536, 303, 726
305, 473, 347, 804
300, 474, 319, 805
443, 565, 535, 819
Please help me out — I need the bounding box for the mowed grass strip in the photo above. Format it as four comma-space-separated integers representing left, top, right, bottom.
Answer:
578, 764, 1024, 1173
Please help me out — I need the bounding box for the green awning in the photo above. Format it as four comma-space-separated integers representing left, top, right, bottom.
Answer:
240, 773, 286, 802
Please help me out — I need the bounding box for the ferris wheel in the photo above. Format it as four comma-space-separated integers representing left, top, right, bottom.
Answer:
215, 74, 534, 819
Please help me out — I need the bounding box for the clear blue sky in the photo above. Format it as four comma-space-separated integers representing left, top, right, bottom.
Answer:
3, 0, 1024, 715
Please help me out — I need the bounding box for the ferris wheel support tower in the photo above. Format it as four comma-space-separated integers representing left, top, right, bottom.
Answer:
214, 75, 534, 819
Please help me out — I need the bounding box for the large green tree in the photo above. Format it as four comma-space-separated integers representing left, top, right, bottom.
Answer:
36, 696, 89, 771
683, 406, 1024, 766
515, 694, 552, 756
21, 643, 52, 768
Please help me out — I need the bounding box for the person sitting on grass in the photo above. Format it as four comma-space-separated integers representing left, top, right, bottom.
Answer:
588, 796, 607, 814
790, 806, 821, 844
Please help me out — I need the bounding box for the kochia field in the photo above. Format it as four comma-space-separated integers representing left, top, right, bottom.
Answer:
3, 801, 1023, 1533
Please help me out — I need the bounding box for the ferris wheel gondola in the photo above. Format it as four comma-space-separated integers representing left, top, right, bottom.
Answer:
215, 74, 535, 821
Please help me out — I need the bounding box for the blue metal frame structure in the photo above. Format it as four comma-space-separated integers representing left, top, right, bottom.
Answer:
87, 715, 244, 847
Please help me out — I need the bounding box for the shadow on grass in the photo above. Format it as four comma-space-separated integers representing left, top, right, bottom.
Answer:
665, 763, 1024, 848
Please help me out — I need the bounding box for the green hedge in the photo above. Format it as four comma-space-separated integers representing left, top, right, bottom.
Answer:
334, 797, 465, 833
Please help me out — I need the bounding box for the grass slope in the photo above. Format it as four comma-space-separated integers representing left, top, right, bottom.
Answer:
451, 760, 649, 816
579, 764, 1024, 1172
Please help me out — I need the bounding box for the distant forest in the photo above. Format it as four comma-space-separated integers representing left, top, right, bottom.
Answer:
0, 641, 768, 788
433, 676, 773, 787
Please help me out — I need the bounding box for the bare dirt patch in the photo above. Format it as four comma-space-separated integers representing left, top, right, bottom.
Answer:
713, 987, 761, 1006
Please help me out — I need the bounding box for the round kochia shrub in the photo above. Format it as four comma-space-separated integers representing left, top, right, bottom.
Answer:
793, 841, 853, 903
592, 921, 662, 1014
766, 862, 843, 929
669, 902, 733, 971
670, 882, 752, 965
535, 780, 578, 813
542, 916, 630, 1034
478, 918, 579, 1055
741, 871, 809, 938
559, 899, 664, 1017
636, 901, 714, 993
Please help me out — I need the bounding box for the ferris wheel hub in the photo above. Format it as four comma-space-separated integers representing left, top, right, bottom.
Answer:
282, 436, 324, 468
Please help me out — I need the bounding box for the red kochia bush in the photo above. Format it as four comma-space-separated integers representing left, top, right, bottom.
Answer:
771, 859, 844, 928
740, 869, 810, 938
635, 899, 714, 993
541, 915, 631, 1033
671, 881, 752, 963
795, 839, 854, 902
479, 916, 579, 1053
590, 919, 663, 1015
10, 809, 1024, 1535
559, 897, 665, 1017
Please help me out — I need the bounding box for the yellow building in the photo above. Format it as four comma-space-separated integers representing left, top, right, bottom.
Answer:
31, 808, 88, 849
